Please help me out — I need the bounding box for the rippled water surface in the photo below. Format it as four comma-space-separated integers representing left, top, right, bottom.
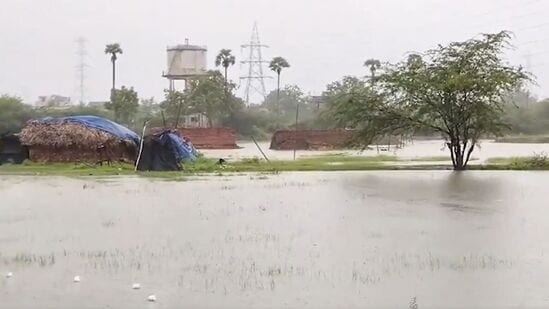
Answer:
1, 172, 548, 308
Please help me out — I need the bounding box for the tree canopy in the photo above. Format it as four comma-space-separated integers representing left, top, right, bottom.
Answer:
0, 95, 34, 135
330, 31, 530, 170
215, 49, 236, 70
104, 43, 123, 62
269, 57, 290, 75
106, 86, 139, 125
364, 58, 381, 79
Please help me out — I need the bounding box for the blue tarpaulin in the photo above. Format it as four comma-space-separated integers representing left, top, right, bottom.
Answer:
40, 116, 140, 145
160, 132, 198, 162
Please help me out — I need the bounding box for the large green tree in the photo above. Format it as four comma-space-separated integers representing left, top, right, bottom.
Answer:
269, 57, 290, 103
106, 86, 139, 125
330, 31, 530, 170
0, 95, 34, 134
105, 43, 123, 90
186, 71, 234, 127
160, 90, 192, 127
262, 85, 304, 116
215, 49, 236, 88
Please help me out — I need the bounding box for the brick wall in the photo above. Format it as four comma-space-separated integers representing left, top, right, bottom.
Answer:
270, 129, 354, 150
162, 128, 239, 149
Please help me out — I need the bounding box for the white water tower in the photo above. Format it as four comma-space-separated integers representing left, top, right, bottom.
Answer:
163, 39, 207, 91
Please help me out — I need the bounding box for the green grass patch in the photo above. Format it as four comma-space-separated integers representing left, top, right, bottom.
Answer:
300, 154, 397, 162
406, 156, 450, 162
495, 135, 549, 143
3, 153, 549, 176
484, 153, 549, 170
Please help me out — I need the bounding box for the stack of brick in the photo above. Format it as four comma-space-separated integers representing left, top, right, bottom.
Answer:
270, 129, 354, 150
175, 128, 239, 149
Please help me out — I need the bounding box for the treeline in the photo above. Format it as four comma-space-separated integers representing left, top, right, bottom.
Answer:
0, 72, 323, 139
502, 91, 549, 135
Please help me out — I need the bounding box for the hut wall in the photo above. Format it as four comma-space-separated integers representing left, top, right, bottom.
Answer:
28, 146, 135, 163
270, 129, 354, 150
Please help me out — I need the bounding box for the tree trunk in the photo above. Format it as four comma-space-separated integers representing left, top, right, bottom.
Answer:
224, 66, 228, 89
112, 59, 116, 90
449, 143, 466, 171
276, 72, 281, 104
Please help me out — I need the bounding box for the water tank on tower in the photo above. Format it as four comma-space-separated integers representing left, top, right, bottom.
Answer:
164, 40, 207, 80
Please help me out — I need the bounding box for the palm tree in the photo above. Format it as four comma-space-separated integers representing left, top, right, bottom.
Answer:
364, 58, 381, 82
269, 57, 290, 103
215, 49, 236, 88
105, 43, 123, 91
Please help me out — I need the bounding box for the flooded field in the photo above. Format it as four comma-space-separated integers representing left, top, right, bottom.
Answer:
1, 172, 549, 308
202, 140, 549, 162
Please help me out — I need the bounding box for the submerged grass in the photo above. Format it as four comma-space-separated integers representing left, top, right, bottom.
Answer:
1, 153, 549, 177
483, 153, 549, 170
495, 135, 549, 144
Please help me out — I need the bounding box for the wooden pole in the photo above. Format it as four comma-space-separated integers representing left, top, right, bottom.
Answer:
293, 101, 300, 161
251, 136, 269, 162
135, 120, 150, 172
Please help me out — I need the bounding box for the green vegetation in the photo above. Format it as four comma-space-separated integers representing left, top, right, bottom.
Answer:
407, 156, 453, 162
484, 153, 549, 170
106, 86, 139, 125
0, 156, 413, 177
3, 153, 549, 177
0, 95, 34, 134
328, 31, 530, 170
495, 135, 549, 144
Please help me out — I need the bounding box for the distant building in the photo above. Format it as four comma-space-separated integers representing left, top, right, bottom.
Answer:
181, 113, 209, 128
35, 95, 71, 107
309, 95, 327, 109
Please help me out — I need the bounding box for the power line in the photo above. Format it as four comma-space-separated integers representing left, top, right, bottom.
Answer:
412, 0, 544, 33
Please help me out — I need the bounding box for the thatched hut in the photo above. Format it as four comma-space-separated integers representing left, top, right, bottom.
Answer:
19, 116, 138, 163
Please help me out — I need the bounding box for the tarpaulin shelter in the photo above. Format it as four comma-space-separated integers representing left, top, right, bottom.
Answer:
0, 134, 29, 164
136, 130, 198, 171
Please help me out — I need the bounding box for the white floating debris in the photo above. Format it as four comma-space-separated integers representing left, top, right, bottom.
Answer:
132, 283, 141, 290
6, 272, 13, 278
73, 276, 81, 283
147, 294, 157, 302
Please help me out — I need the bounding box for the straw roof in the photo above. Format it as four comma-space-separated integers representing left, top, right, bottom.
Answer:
20, 121, 132, 149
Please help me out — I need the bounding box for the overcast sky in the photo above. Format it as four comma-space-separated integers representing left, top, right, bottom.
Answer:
1, 0, 548, 104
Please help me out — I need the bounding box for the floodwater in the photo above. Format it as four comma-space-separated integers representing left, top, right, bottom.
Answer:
201, 140, 549, 162
1, 172, 549, 308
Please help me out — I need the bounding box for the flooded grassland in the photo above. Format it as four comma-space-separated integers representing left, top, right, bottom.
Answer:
1, 172, 548, 308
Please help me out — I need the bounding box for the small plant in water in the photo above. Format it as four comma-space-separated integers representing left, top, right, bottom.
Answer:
409, 296, 418, 309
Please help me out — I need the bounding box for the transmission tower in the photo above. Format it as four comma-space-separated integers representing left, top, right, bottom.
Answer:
240, 22, 270, 104
75, 37, 89, 105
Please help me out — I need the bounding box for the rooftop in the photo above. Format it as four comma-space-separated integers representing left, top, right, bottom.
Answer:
167, 44, 207, 51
